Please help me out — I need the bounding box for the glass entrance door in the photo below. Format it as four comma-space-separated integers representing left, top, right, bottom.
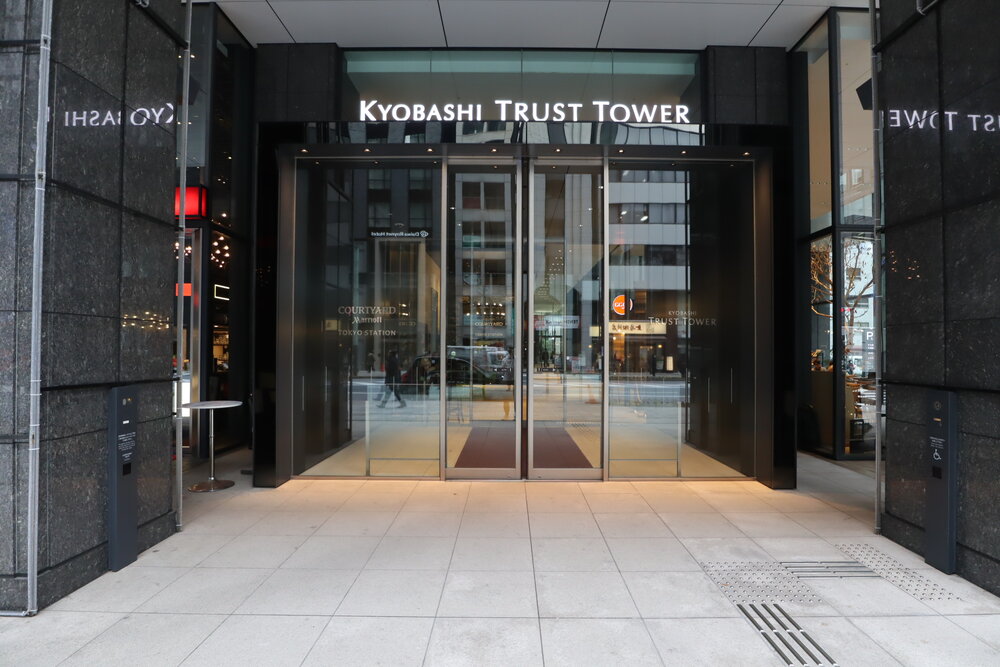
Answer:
444, 163, 522, 478
527, 162, 604, 479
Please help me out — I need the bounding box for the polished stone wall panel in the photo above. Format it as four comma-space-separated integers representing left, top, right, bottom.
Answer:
120, 214, 176, 325
0, 52, 25, 174
42, 313, 119, 387
880, 129, 941, 225
135, 416, 171, 525
957, 434, 1000, 557
124, 8, 179, 122
0, 312, 13, 437
136, 381, 173, 423
959, 391, 1000, 438
138, 510, 175, 554
255, 45, 288, 122
0, 442, 13, 572
145, 0, 184, 35
883, 218, 943, 326
884, 322, 944, 385
14, 440, 49, 571
15, 51, 37, 176
755, 47, 789, 126
884, 417, 926, 528
119, 317, 173, 384
51, 0, 125, 99
938, 0, 1000, 108
879, 0, 916, 37
939, 81, 1000, 210
50, 64, 123, 203
43, 188, 121, 318
0, 182, 16, 312
0, 0, 29, 40
40, 387, 106, 441
944, 199, 1000, 322
946, 319, 1000, 390
46, 431, 105, 566
885, 384, 926, 425
122, 122, 175, 221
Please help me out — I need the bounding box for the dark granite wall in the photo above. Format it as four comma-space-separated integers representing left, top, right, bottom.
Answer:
880, 0, 1000, 596
0, 0, 181, 608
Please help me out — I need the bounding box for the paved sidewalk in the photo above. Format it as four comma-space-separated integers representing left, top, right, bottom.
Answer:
3, 453, 1000, 666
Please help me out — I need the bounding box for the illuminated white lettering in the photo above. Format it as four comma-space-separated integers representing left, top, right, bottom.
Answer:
412, 104, 425, 121
391, 105, 410, 121
631, 104, 656, 123
495, 100, 511, 121
567, 103, 582, 121
130, 108, 149, 125
89, 110, 101, 125
426, 104, 442, 121
968, 113, 981, 131
552, 103, 566, 122
676, 105, 690, 123
360, 99, 377, 121
592, 101, 610, 121
377, 104, 392, 121
944, 111, 957, 130
443, 104, 455, 121
532, 102, 550, 122
70, 110, 87, 126
888, 109, 901, 127
984, 114, 996, 132
609, 104, 629, 122
514, 102, 528, 122
457, 104, 474, 121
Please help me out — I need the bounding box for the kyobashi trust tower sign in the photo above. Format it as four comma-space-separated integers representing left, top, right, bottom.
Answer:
359, 99, 692, 124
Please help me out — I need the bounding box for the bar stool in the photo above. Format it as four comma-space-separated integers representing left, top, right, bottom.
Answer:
184, 400, 242, 492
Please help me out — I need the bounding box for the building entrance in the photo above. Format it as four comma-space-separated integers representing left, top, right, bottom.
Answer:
277, 145, 764, 481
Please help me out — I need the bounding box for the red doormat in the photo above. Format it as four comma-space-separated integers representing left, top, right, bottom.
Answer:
532, 426, 594, 469
454, 426, 517, 468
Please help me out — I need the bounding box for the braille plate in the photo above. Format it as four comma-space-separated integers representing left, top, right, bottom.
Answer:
701, 561, 823, 605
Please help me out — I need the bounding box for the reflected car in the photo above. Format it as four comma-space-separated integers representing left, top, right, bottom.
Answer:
401, 355, 500, 391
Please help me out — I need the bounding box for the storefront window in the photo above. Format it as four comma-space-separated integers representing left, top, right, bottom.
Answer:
804, 235, 835, 455
837, 12, 875, 225
841, 231, 876, 454
796, 19, 834, 233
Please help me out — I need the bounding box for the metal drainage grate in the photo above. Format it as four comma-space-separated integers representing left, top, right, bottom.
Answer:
835, 543, 960, 601
738, 603, 838, 667
781, 561, 878, 579
701, 561, 823, 606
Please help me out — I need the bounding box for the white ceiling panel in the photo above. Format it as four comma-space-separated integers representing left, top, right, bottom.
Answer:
270, 1, 446, 46
598, 2, 776, 50
440, 0, 608, 48
216, 2, 291, 45
215, 0, 863, 49
750, 4, 828, 47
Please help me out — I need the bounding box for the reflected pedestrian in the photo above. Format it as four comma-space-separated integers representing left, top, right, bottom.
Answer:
377, 348, 406, 408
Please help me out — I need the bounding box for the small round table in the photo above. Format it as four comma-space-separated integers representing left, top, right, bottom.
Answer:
184, 400, 242, 492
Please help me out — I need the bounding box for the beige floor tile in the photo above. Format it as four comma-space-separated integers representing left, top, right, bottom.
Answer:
182, 615, 328, 666
303, 617, 434, 667
645, 618, 785, 666
235, 569, 359, 615
48, 566, 188, 612
605, 537, 701, 572
540, 618, 661, 666
532, 538, 617, 572
314, 511, 397, 536
449, 537, 534, 571
0, 611, 124, 666
658, 513, 744, 538
387, 512, 463, 537
337, 570, 447, 616
61, 613, 224, 667
425, 618, 543, 666
535, 572, 639, 618
198, 535, 307, 569
366, 536, 456, 570
136, 568, 271, 614
528, 512, 602, 538
437, 571, 538, 617
458, 512, 530, 538
623, 571, 739, 618
594, 512, 672, 538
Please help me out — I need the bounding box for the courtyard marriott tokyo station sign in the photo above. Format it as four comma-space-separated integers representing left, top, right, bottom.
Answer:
359, 100, 692, 124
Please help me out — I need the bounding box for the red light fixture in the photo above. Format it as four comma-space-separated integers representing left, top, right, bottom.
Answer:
174, 185, 209, 219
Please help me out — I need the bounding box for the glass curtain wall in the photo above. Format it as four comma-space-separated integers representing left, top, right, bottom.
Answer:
291, 162, 442, 476
796, 10, 877, 459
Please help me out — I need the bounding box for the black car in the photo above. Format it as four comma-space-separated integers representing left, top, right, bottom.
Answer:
401, 355, 499, 392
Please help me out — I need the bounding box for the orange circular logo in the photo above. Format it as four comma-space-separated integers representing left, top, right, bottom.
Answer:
613, 294, 627, 316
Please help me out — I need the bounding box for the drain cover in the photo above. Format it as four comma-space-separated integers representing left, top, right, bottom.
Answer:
782, 561, 877, 579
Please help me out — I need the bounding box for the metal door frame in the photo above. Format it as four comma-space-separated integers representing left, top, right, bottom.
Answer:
442, 156, 523, 480
527, 156, 606, 480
